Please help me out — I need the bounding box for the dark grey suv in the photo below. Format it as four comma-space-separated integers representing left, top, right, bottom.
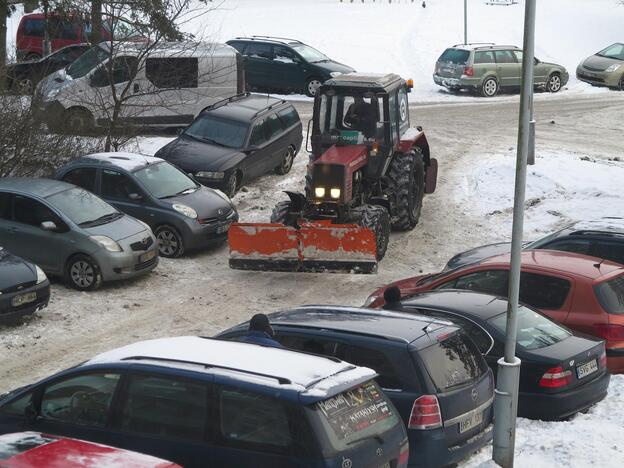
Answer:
57, 153, 238, 258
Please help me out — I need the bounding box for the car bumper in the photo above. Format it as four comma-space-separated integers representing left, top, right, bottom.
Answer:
181, 210, 239, 251
606, 346, 624, 373
433, 74, 480, 90
518, 371, 610, 420
407, 423, 493, 468
576, 68, 621, 88
0, 280, 50, 323
94, 243, 159, 282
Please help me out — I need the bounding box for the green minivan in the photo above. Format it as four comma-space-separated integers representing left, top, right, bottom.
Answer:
433, 43, 569, 97
227, 36, 355, 97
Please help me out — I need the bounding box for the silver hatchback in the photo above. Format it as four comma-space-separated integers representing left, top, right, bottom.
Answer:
0, 178, 158, 290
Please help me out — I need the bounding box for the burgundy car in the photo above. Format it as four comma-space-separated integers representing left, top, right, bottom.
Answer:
365, 250, 624, 373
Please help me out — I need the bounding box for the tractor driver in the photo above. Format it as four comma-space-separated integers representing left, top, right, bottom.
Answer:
344, 96, 378, 139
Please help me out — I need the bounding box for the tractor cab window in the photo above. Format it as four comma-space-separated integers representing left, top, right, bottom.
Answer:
318, 93, 384, 144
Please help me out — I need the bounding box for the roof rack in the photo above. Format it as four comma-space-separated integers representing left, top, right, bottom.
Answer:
453, 42, 496, 47
121, 355, 293, 385
200, 92, 251, 114
251, 98, 287, 119
252, 35, 303, 44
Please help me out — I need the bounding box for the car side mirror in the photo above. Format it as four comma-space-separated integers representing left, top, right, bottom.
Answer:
534, 57, 540, 65
128, 193, 143, 201
40, 221, 58, 232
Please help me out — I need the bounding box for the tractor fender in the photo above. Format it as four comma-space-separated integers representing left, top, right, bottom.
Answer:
398, 127, 431, 166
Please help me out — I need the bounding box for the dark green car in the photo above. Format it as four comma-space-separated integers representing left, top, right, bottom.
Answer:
434, 43, 569, 97
227, 36, 355, 97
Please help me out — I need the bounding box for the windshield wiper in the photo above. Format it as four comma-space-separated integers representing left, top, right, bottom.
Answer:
160, 185, 199, 199
187, 133, 230, 148
79, 212, 122, 227
346, 434, 384, 447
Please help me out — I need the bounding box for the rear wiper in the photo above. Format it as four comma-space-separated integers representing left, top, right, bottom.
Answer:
80, 212, 122, 227
345, 434, 384, 447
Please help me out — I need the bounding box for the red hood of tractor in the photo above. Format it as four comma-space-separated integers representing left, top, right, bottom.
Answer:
315, 144, 368, 169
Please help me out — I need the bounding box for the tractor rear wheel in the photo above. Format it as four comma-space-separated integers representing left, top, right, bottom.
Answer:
358, 205, 390, 261
387, 148, 425, 231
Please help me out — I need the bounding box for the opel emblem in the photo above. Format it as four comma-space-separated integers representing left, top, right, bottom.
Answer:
376, 448, 384, 457
342, 458, 352, 468
471, 388, 478, 402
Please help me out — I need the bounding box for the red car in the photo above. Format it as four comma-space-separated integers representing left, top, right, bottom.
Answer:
365, 250, 624, 373
0, 432, 180, 467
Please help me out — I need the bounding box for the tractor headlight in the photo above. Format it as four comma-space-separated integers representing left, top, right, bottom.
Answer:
315, 187, 326, 198
330, 188, 341, 199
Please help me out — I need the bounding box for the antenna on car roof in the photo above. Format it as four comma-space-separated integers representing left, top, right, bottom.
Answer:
594, 258, 606, 269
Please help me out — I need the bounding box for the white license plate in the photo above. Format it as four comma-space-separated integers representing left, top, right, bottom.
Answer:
577, 359, 598, 379
459, 411, 483, 434
139, 250, 157, 263
12, 292, 37, 307
217, 222, 231, 234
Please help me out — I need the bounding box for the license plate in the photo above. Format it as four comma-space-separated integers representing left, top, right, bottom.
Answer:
139, 250, 157, 263
217, 222, 231, 234
12, 292, 37, 307
443, 67, 454, 73
459, 411, 483, 434
577, 359, 598, 379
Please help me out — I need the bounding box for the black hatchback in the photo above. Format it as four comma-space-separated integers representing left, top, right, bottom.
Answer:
0, 246, 50, 324
390, 289, 611, 420
218, 306, 495, 468
56, 152, 238, 258
155, 94, 303, 197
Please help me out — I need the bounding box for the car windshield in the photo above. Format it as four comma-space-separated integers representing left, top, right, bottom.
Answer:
47, 188, 120, 227
291, 44, 328, 63
487, 305, 571, 350
594, 275, 624, 315
184, 115, 249, 149
67, 45, 109, 79
597, 43, 624, 61
134, 161, 198, 199
438, 48, 470, 65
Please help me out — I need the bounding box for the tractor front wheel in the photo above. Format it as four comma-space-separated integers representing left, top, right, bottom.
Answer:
359, 205, 390, 261
387, 148, 425, 231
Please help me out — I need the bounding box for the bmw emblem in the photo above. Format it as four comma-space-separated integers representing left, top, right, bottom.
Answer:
342, 458, 352, 468
471, 388, 478, 402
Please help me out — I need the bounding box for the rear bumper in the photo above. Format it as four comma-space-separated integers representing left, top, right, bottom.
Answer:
518, 371, 610, 420
606, 347, 624, 373
0, 281, 50, 323
433, 74, 480, 90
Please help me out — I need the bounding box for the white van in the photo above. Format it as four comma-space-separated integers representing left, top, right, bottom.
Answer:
34, 41, 244, 131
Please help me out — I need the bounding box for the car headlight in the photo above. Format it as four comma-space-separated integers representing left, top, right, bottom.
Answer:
173, 203, 198, 219
315, 187, 325, 198
90, 235, 123, 252
330, 188, 341, 199
213, 189, 232, 204
35, 265, 47, 284
605, 64, 622, 73
329, 72, 342, 78
196, 171, 224, 180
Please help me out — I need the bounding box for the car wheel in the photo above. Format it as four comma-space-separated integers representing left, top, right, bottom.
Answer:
225, 172, 239, 198
64, 108, 94, 134
275, 146, 295, 175
16, 77, 34, 95
66, 255, 102, 291
155, 225, 185, 258
304, 77, 322, 97
546, 73, 562, 93
481, 77, 499, 97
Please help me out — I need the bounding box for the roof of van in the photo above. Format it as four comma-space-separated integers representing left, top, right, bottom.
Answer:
77, 152, 164, 172
202, 94, 289, 122
100, 41, 237, 58
84, 336, 376, 403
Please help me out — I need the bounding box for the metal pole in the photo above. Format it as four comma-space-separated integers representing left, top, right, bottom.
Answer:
492, 0, 536, 466
464, 0, 468, 44
528, 93, 535, 165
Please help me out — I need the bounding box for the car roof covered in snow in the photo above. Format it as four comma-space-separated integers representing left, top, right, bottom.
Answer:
0, 177, 75, 199
480, 249, 624, 280
75, 152, 165, 172
84, 336, 376, 404
100, 41, 238, 58
323, 73, 405, 91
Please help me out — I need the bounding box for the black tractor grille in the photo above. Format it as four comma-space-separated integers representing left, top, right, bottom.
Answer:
130, 237, 154, 251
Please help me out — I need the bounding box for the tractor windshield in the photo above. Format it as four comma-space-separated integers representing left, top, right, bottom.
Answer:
318, 93, 385, 143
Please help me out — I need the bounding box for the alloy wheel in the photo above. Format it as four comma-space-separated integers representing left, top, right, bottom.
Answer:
279, 148, 294, 174
548, 75, 561, 92
483, 79, 498, 97
157, 229, 180, 257
70, 260, 95, 289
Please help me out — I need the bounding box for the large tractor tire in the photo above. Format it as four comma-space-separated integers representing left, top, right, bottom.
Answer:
358, 205, 390, 261
387, 148, 425, 231
270, 200, 292, 224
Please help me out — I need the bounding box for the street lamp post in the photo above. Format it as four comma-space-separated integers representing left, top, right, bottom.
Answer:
492, 0, 536, 466
464, 0, 468, 44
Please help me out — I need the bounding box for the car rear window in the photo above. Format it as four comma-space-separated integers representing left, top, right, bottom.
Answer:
487, 304, 571, 349
594, 275, 624, 315
418, 331, 488, 391
310, 380, 400, 451
438, 48, 470, 65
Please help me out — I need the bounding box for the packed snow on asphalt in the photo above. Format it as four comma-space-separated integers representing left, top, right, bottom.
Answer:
3, 1, 624, 467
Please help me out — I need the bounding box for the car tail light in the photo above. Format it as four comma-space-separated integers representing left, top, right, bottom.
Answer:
463, 66, 474, 77
398, 443, 410, 465
599, 350, 607, 368
539, 366, 572, 388
593, 323, 624, 341
408, 395, 442, 429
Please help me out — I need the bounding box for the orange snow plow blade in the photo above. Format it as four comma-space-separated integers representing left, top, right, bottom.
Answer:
228, 221, 377, 273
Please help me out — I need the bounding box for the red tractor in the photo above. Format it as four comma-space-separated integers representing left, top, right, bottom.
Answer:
229, 73, 438, 273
